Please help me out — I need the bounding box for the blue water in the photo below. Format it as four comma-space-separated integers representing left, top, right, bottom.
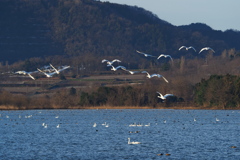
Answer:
0, 109, 240, 159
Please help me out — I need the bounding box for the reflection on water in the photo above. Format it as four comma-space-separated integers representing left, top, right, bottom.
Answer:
0, 109, 240, 159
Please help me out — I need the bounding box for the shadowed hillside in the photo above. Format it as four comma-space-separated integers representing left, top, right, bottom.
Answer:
0, 0, 240, 65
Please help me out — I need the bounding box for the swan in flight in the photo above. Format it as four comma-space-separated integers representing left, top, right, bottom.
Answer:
141, 71, 169, 83
128, 138, 141, 144
199, 47, 215, 54
50, 64, 70, 74
122, 68, 140, 74
179, 46, 196, 52
156, 91, 174, 101
136, 50, 156, 58
157, 54, 173, 61
102, 59, 121, 65
37, 68, 57, 78
107, 64, 126, 71
15, 71, 36, 80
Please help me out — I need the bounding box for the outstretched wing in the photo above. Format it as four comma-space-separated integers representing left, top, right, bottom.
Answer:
165, 55, 173, 61
102, 59, 109, 63
164, 94, 174, 98
112, 59, 121, 63
157, 54, 165, 59
189, 46, 196, 52
27, 73, 35, 80
115, 66, 126, 70
58, 66, 70, 72
161, 75, 169, 83
209, 48, 215, 53
179, 46, 186, 50
50, 64, 59, 73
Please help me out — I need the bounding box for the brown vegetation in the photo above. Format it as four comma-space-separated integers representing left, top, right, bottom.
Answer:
1, 50, 240, 110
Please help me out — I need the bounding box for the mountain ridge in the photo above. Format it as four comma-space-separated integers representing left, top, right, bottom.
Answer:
0, 0, 239, 64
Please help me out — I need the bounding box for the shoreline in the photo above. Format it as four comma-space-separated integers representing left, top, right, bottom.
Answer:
0, 105, 239, 110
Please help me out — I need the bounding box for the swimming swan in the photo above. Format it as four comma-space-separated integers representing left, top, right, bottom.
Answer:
128, 138, 141, 144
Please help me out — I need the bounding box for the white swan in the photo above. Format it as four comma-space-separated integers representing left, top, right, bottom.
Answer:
179, 46, 196, 52
199, 47, 215, 54
157, 54, 173, 61
216, 118, 220, 121
137, 123, 143, 127
15, 71, 36, 80
122, 68, 140, 74
107, 64, 126, 71
93, 123, 97, 127
56, 124, 60, 128
129, 123, 137, 127
156, 91, 174, 101
141, 71, 169, 83
145, 123, 150, 127
50, 64, 70, 74
37, 68, 57, 78
102, 59, 121, 65
128, 138, 141, 144
136, 50, 156, 58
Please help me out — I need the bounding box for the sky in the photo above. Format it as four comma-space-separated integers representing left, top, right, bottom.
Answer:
100, 0, 240, 31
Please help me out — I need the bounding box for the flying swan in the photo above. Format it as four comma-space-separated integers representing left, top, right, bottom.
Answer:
107, 64, 126, 71
122, 68, 140, 74
156, 91, 174, 101
37, 68, 57, 78
199, 47, 215, 54
50, 64, 70, 74
179, 46, 196, 52
141, 71, 169, 83
136, 50, 156, 58
102, 59, 121, 65
15, 71, 36, 80
157, 54, 173, 61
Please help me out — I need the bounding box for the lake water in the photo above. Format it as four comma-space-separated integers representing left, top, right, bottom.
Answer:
0, 109, 240, 159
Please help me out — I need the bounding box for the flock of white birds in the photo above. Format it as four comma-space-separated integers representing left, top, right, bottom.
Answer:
102, 46, 215, 102
15, 64, 70, 80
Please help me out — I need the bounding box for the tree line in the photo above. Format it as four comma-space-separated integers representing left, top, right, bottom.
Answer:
1, 73, 240, 109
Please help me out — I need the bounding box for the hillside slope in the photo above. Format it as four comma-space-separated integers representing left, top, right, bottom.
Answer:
0, 0, 240, 64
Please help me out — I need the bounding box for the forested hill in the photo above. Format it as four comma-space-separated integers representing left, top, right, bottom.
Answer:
1, 0, 240, 64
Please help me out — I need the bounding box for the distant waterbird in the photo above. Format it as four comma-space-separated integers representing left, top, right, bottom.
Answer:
199, 47, 215, 54
156, 91, 174, 101
50, 64, 70, 74
107, 64, 126, 71
102, 59, 121, 65
122, 68, 140, 74
136, 50, 156, 58
179, 46, 196, 52
15, 71, 36, 80
128, 138, 141, 144
157, 54, 173, 61
37, 68, 57, 78
141, 71, 169, 83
